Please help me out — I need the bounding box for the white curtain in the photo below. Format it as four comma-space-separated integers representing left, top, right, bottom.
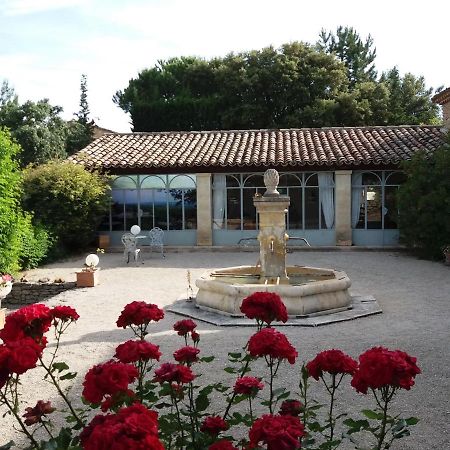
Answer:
212, 174, 226, 229
351, 173, 363, 228
318, 173, 335, 229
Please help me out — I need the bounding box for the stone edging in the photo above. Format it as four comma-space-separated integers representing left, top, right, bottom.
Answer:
2, 281, 77, 305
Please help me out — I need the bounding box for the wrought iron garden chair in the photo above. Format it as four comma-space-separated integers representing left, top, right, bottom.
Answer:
121, 233, 141, 265
148, 227, 165, 257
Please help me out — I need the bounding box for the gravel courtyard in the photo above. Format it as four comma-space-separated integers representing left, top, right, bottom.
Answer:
1, 250, 449, 449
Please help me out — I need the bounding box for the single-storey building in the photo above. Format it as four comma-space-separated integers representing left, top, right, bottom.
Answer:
69, 91, 449, 248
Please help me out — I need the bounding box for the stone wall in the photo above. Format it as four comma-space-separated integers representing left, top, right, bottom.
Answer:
2, 282, 77, 305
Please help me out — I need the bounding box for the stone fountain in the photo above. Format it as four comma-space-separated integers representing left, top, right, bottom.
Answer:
195, 169, 352, 317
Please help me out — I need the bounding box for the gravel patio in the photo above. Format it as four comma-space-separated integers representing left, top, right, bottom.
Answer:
1, 250, 449, 449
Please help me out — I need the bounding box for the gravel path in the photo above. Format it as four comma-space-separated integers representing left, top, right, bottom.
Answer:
1, 250, 449, 449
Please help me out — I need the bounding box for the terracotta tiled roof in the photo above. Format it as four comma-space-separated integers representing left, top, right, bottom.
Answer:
432, 87, 450, 105
69, 126, 447, 172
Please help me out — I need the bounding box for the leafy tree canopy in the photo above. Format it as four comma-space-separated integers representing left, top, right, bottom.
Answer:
115, 32, 440, 132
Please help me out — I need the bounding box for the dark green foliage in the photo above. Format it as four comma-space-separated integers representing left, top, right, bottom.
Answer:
0, 96, 68, 167
398, 135, 450, 259
22, 161, 111, 252
115, 34, 440, 132
0, 129, 50, 273
379, 68, 440, 125
114, 43, 350, 131
317, 26, 377, 86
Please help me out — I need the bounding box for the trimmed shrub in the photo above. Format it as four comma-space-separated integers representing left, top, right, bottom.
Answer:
398, 135, 450, 260
22, 161, 110, 252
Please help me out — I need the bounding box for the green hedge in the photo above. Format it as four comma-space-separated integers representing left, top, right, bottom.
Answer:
398, 135, 450, 260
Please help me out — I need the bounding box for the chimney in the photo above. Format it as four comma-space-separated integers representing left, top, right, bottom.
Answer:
432, 87, 450, 129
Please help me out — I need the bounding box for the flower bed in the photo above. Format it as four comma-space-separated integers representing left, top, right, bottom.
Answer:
0, 293, 420, 449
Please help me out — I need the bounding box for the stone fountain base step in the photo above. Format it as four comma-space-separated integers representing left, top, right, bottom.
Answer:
166, 295, 381, 327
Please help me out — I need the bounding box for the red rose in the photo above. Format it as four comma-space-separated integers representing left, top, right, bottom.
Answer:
209, 441, 238, 450
240, 292, 288, 324
115, 340, 162, 364
0, 304, 52, 343
154, 362, 195, 384
173, 319, 197, 336
173, 346, 200, 364
200, 416, 229, 435
7, 338, 43, 374
279, 400, 302, 417
191, 330, 200, 343
82, 361, 138, 404
247, 328, 297, 364
23, 400, 56, 426
249, 414, 305, 450
51, 306, 79, 323
116, 302, 164, 328
351, 347, 420, 394
0, 345, 11, 388
234, 376, 264, 395
306, 349, 358, 380
80, 403, 163, 450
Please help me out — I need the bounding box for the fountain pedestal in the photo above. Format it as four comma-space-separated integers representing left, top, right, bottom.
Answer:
254, 195, 290, 284
195, 169, 352, 317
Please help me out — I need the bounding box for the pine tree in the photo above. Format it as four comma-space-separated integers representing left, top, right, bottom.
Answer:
67, 74, 93, 153
317, 26, 377, 87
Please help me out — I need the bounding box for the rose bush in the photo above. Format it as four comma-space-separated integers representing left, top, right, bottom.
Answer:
0, 293, 420, 450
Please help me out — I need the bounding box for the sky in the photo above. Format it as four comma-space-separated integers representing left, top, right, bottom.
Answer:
1, 0, 449, 132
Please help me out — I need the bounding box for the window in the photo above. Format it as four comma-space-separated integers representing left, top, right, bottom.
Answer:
214, 172, 334, 230
351, 171, 404, 230
108, 174, 197, 231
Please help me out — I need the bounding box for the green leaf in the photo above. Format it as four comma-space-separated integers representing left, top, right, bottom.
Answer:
200, 356, 215, 363
228, 352, 242, 359
405, 417, 419, 425
361, 409, 384, 420
60, 372, 77, 380
195, 394, 210, 412
52, 362, 69, 372
224, 367, 237, 374
276, 391, 291, 401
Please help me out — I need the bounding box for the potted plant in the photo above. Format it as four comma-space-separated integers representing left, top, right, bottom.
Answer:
76, 254, 100, 287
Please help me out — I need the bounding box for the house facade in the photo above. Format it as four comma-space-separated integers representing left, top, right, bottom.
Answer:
69, 115, 447, 248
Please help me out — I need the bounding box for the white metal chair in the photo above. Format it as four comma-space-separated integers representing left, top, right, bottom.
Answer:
148, 227, 165, 257
121, 233, 141, 264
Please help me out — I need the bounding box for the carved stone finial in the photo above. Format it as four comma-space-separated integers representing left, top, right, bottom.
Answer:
263, 169, 280, 196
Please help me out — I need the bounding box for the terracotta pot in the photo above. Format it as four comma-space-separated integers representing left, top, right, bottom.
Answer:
76, 269, 100, 287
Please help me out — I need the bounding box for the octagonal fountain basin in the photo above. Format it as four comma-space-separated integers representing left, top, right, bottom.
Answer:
195, 265, 352, 317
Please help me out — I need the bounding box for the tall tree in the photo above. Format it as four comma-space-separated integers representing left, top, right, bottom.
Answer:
66, 74, 94, 154
379, 68, 439, 125
317, 26, 377, 86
